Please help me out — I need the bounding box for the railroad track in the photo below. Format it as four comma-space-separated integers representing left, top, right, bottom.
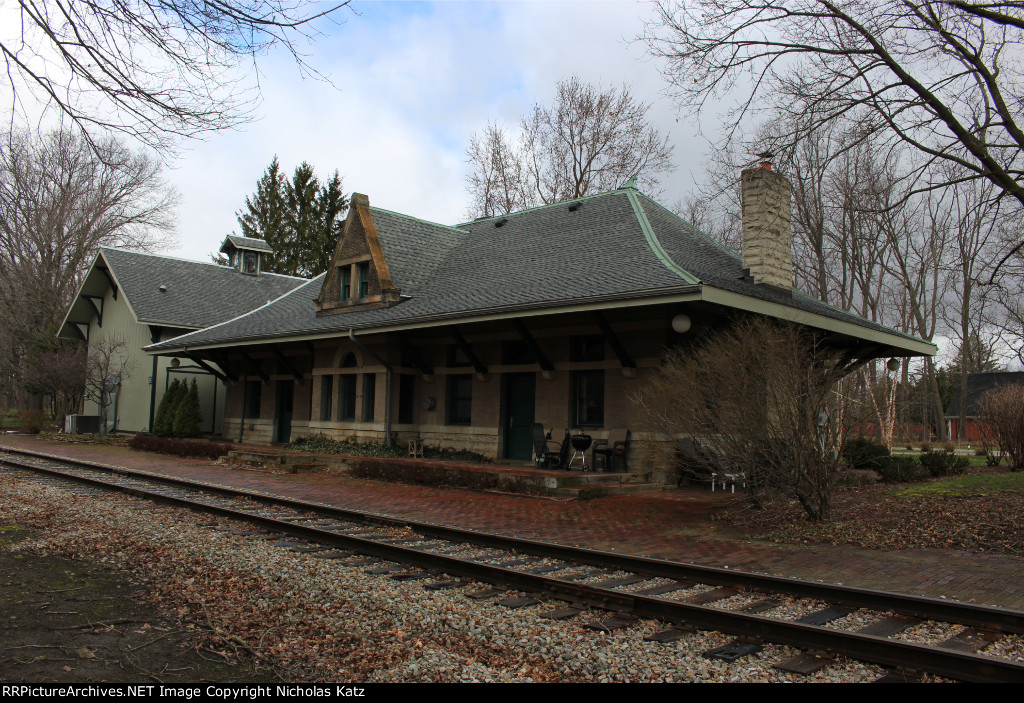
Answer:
2, 445, 1022, 683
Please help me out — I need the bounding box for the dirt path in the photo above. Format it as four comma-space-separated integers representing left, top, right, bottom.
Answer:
0, 526, 275, 683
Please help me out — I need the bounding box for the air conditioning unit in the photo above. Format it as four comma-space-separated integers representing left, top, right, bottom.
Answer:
65, 415, 101, 434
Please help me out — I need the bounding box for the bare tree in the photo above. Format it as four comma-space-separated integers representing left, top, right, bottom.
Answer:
2, 1, 351, 152
644, 0, 1024, 269
465, 77, 675, 218
978, 384, 1024, 470
22, 340, 86, 428
83, 335, 134, 433
0, 129, 175, 402
634, 318, 847, 521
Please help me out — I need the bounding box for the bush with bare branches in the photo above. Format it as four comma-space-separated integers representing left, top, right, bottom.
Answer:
634, 318, 847, 521
978, 385, 1024, 471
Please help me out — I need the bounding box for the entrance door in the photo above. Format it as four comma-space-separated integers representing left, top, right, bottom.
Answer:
275, 380, 294, 443
503, 373, 536, 460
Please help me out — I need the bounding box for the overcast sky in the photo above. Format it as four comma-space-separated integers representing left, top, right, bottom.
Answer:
163, 0, 713, 261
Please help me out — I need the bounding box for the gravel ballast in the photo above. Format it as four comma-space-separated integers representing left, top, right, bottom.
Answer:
1, 473, 1000, 683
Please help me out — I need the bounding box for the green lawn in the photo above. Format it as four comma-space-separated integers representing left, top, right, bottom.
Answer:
898, 471, 1024, 497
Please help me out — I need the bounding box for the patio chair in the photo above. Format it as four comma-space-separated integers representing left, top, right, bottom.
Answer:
533, 423, 564, 469
592, 429, 630, 472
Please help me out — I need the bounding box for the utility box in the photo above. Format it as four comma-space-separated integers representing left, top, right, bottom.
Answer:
65, 415, 101, 434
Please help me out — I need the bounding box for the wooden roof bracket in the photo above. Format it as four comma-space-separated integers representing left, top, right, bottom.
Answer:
97, 266, 118, 300
82, 294, 104, 327
593, 311, 637, 378
272, 346, 304, 382
513, 319, 554, 380
448, 325, 488, 380
239, 352, 269, 383
398, 334, 434, 381
208, 351, 239, 382
184, 351, 229, 383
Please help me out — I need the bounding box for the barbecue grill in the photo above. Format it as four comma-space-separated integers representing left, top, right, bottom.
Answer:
568, 433, 592, 471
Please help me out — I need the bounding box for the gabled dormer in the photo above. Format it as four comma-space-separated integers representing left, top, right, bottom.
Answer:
316, 193, 401, 315
220, 235, 273, 276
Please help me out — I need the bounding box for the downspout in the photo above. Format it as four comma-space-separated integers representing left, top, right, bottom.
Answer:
147, 326, 162, 432
349, 329, 392, 447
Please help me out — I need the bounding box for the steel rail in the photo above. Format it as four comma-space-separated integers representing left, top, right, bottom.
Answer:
4, 447, 1024, 682
5, 456, 1024, 683
3, 445, 1022, 635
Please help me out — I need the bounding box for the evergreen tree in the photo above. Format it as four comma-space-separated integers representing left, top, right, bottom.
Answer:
235, 158, 347, 277
173, 379, 203, 438
154, 379, 183, 437
237, 156, 287, 253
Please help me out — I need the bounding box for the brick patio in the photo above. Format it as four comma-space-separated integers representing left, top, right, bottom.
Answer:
3, 435, 1022, 610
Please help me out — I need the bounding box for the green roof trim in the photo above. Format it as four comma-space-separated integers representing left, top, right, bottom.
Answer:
625, 189, 701, 285
454, 189, 621, 227
640, 194, 741, 259
369, 206, 471, 234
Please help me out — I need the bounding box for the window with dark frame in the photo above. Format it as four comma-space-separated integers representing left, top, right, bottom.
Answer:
362, 373, 376, 422
320, 376, 333, 421
446, 374, 472, 426
357, 261, 370, 298
338, 375, 356, 421
340, 266, 351, 300
243, 251, 258, 275
245, 380, 261, 419
571, 371, 604, 428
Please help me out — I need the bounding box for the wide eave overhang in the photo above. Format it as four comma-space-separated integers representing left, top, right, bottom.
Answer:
145, 283, 936, 359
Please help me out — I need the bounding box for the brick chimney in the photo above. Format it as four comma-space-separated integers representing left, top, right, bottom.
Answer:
741, 154, 793, 290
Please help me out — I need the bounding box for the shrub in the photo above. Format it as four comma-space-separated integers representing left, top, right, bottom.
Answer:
920, 442, 932, 453
840, 437, 891, 470
919, 450, 969, 477
172, 379, 203, 438
288, 433, 492, 463
978, 385, 1024, 471
876, 455, 929, 483
129, 434, 229, 459
974, 447, 987, 456
154, 379, 183, 437
942, 441, 957, 454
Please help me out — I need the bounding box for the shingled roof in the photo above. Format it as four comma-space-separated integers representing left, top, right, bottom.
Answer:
59, 248, 307, 335
946, 372, 1024, 418
220, 235, 274, 254
146, 186, 936, 356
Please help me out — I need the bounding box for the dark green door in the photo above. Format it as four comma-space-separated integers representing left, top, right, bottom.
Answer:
275, 380, 293, 443
503, 373, 536, 460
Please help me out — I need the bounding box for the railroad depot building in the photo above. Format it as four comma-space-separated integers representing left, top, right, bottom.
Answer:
145, 167, 935, 482
57, 240, 307, 433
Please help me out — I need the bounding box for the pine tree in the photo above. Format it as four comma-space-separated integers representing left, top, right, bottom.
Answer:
173, 379, 203, 438
235, 158, 348, 277
153, 379, 182, 437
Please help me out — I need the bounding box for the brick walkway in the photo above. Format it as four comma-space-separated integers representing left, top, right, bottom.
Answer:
3, 435, 1023, 610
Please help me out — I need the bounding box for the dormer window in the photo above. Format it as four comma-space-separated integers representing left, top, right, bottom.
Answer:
340, 266, 352, 300
219, 235, 273, 277
357, 261, 369, 298
314, 193, 402, 315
